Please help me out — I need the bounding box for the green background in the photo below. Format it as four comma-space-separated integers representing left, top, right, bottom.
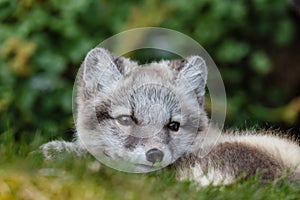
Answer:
1, 0, 300, 199
1, 0, 299, 141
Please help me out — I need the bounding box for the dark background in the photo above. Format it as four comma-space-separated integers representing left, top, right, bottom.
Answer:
0, 0, 299, 141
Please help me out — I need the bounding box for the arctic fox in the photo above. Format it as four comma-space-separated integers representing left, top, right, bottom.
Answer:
41, 47, 300, 186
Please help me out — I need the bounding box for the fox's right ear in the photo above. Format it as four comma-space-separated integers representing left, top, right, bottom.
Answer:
80, 47, 136, 98
82, 48, 122, 94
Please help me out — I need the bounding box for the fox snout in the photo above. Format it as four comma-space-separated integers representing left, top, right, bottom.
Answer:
146, 148, 164, 163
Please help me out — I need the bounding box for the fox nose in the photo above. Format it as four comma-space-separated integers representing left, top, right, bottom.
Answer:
146, 148, 164, 163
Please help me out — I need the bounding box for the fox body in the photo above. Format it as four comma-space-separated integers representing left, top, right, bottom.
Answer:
41, 48, 300, 185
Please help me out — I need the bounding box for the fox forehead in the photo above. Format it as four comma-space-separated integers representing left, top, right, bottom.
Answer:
125, 61, 177, 81
108, 94, 184, 125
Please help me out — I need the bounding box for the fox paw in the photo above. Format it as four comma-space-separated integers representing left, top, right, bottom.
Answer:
39, 141, 85, 159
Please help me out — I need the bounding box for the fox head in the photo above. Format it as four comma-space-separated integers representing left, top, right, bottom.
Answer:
75, 47, 208, 172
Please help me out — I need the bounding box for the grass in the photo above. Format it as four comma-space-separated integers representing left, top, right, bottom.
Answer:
1, 129, 300, 200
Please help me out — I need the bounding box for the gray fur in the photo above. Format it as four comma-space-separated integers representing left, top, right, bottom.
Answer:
72, 47, 208, 172
40, 47, 300, 184
176, 141, 282, 181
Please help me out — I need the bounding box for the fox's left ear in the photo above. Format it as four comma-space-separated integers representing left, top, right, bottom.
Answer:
173, 56, 207, 98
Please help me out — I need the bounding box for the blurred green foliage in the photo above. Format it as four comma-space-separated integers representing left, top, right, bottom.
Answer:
0, 0, 299, 139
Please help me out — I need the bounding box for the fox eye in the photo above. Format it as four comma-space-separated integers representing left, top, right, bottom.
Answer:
167, 121, 180, 132
116, 115, 134, 126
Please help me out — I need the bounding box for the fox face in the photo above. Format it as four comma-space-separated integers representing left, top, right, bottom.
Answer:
75, 48, 208, 172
